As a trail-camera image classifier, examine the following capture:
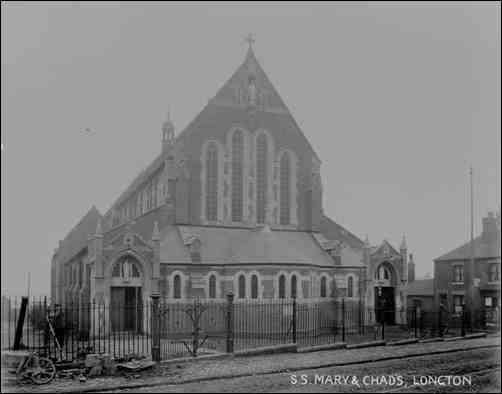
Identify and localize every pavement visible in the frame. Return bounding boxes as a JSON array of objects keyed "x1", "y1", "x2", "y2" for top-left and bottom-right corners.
[
  {"x1": 2, "y1": 334, "x2": 500, "y2": 393},
  {"x1": 119, "y1": 347, "x2": 502, "y2": 392}
]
